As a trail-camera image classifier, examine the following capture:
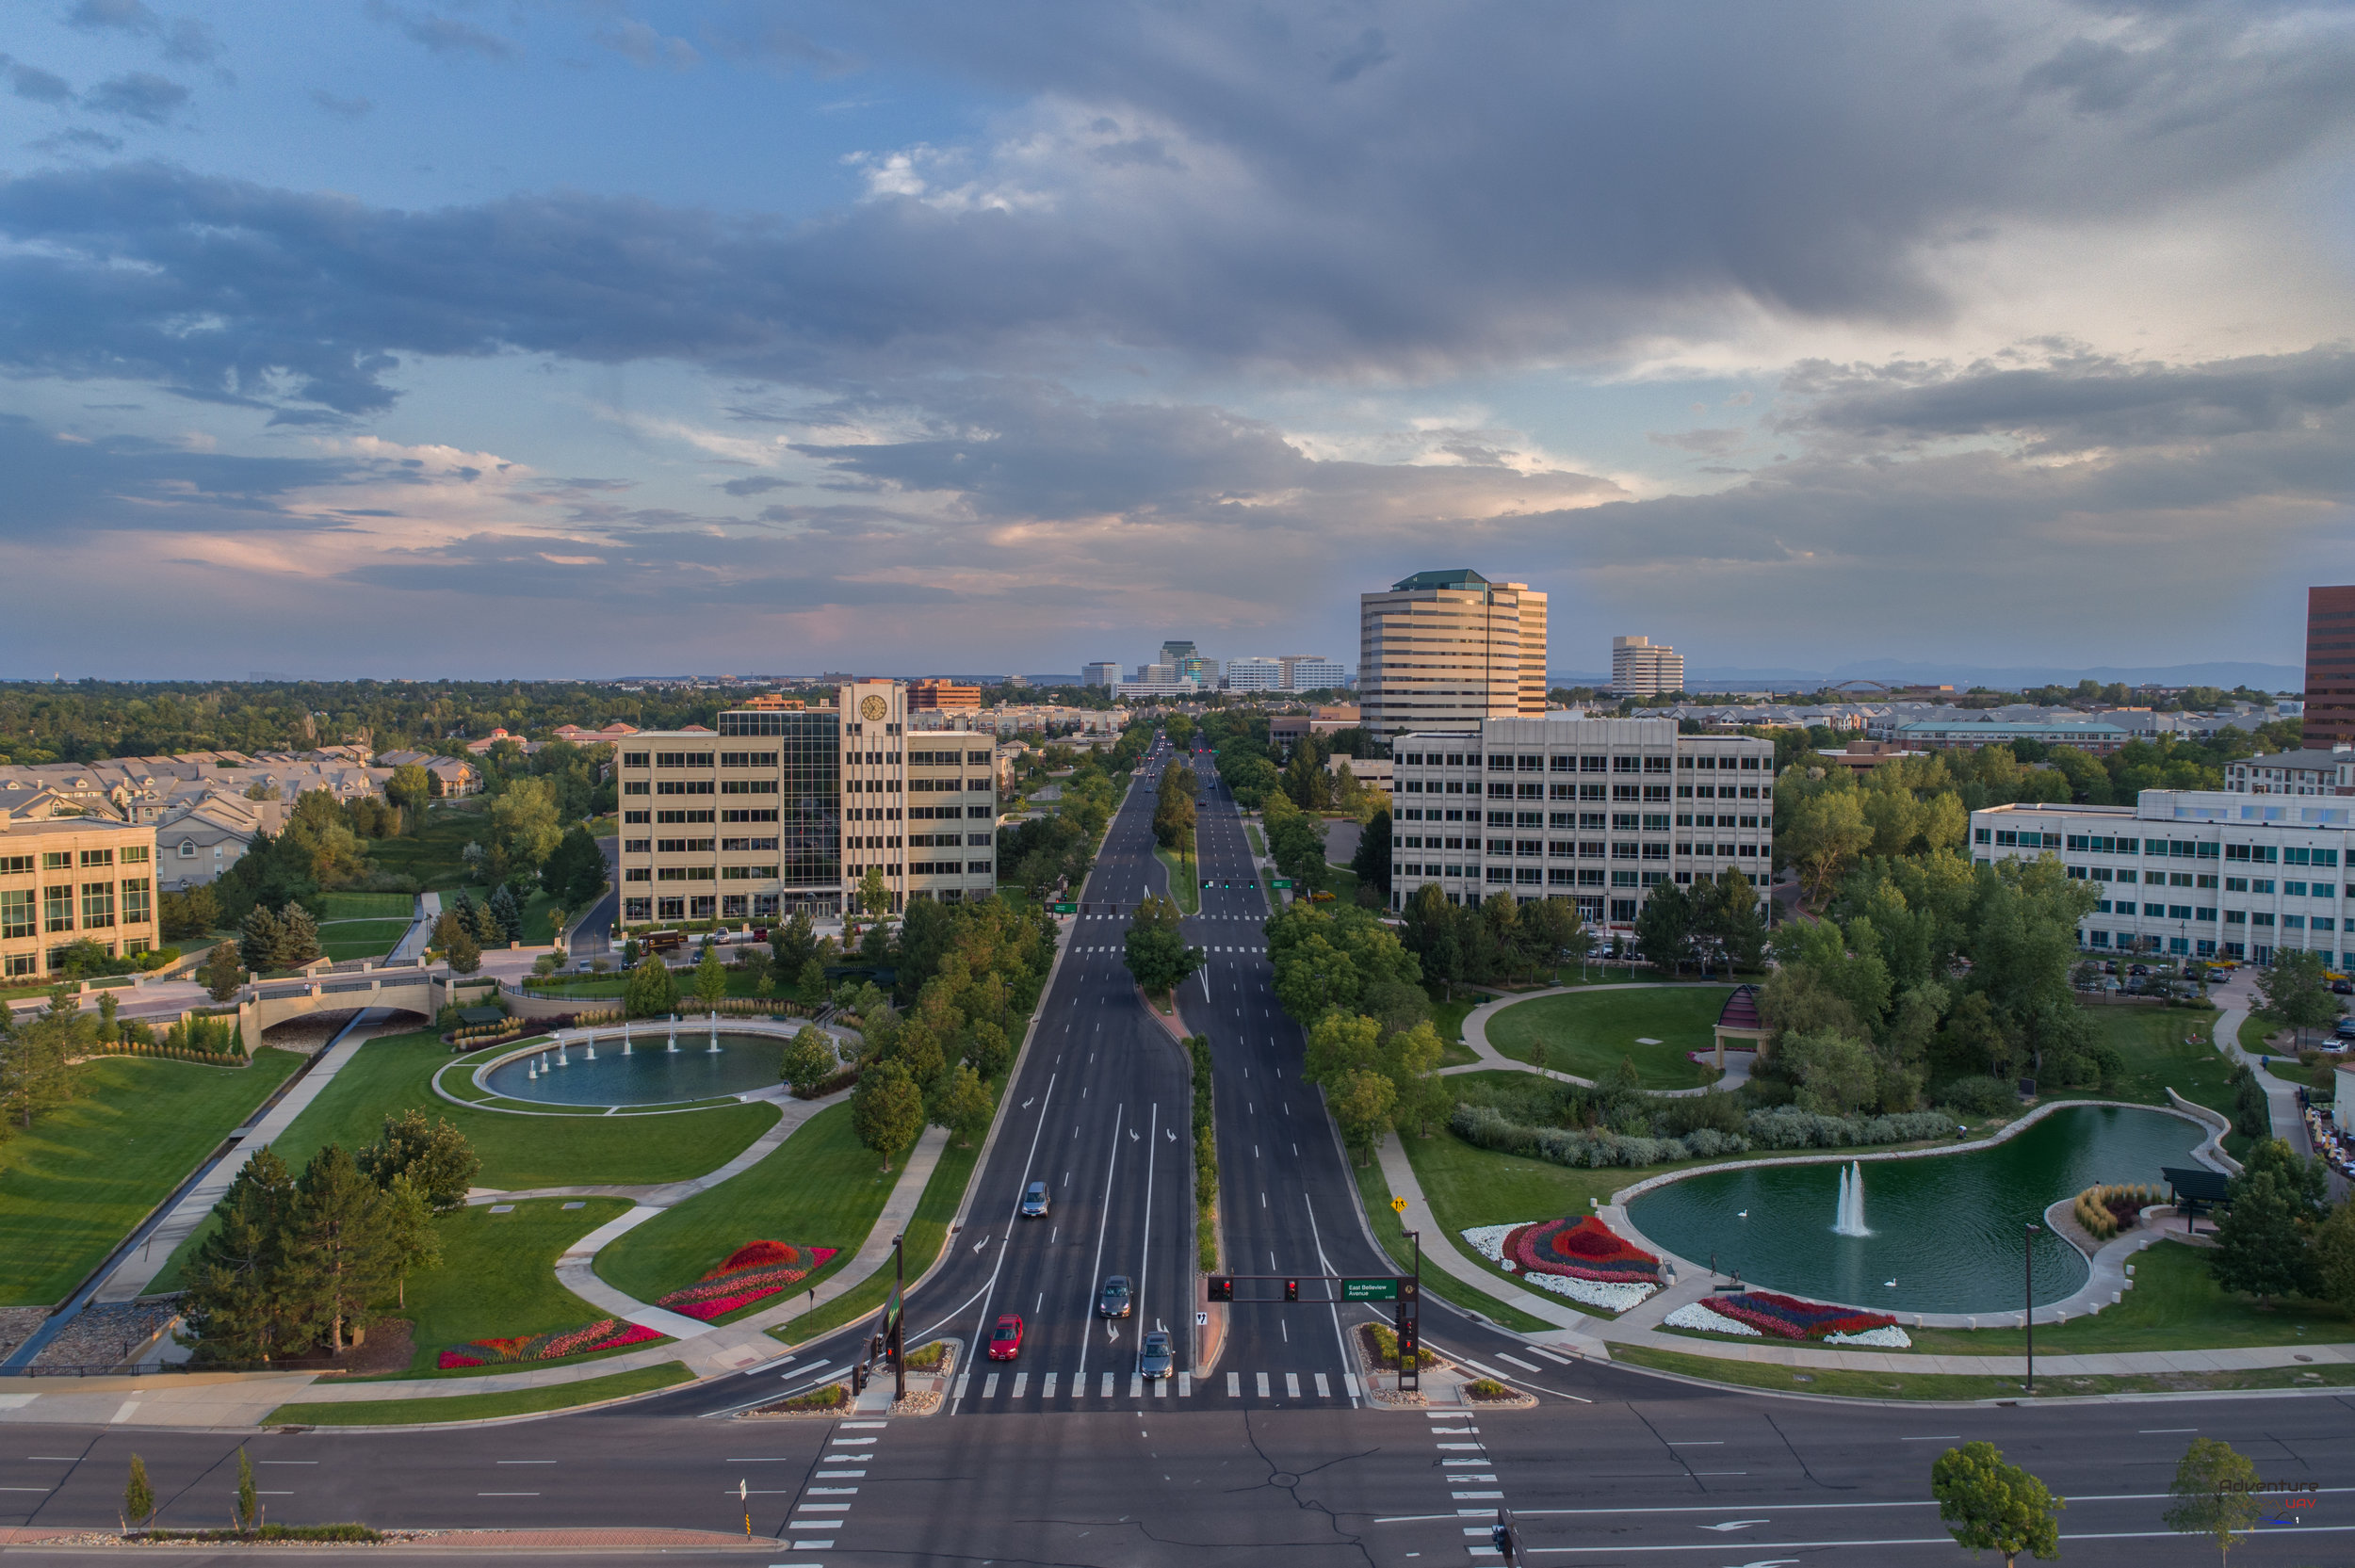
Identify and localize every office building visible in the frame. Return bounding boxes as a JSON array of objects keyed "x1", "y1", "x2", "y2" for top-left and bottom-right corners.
[
  {"x1": 1155, "y1": 640, "x2": 1218, "y2": 686},
  {"x1": 1385, "y1": 718, "x2": 1774, "y2": 929},
  {"x1": 1610, "y1": 636, "x2": 1684, "y2": 697},
  {"x1": 1081, "y1": 662, "x2": 1121, "y2": 687},
  {"x1": 909, "y1": 679, "x2": 981, "y2": 711},
  {"x1": 1359, "y1": 570, "x2": 1548, "y2": 734},
  {"x1": 2225, "y1": 752, "x2": 2352, "y2": 796},
  {"x1": 2307, "y1": 586, "x2": 2355, "y2": 750},
  {"x1": 1281, "y1": 655, "x2": 1350, "y2": 691},
  {"x1": 1974, "y1": 789, "x2": 2355, "y2": 965},
  {"x1": 615, "y1": 680, "x2": 997, "y2": 923},
  {"x1": 0, "y1": 806, "x2": 159, "y2": 980},
  {"x1": 1224, "y1": 657, "x2": 1284, "y2": 690},
  {"x1": 1888, "y1": 718, "x2": 2131, "y2": 755}
]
